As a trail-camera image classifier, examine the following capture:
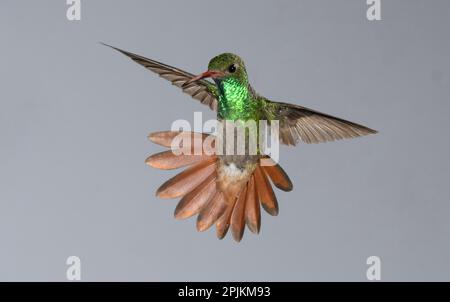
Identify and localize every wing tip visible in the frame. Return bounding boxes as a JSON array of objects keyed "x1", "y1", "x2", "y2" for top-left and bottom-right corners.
[
  {"x1": 100, "y1": 42, "x2": 138, "y2": 59},
  {"x1": 99, "y1": 42, "x2": 121, "y2": 52}
]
